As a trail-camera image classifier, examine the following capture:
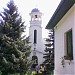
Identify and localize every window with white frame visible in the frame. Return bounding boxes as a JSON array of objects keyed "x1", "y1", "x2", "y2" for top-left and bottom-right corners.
[{"x1": 64, "y1": 29, "x2": 73, "y2": 60}]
